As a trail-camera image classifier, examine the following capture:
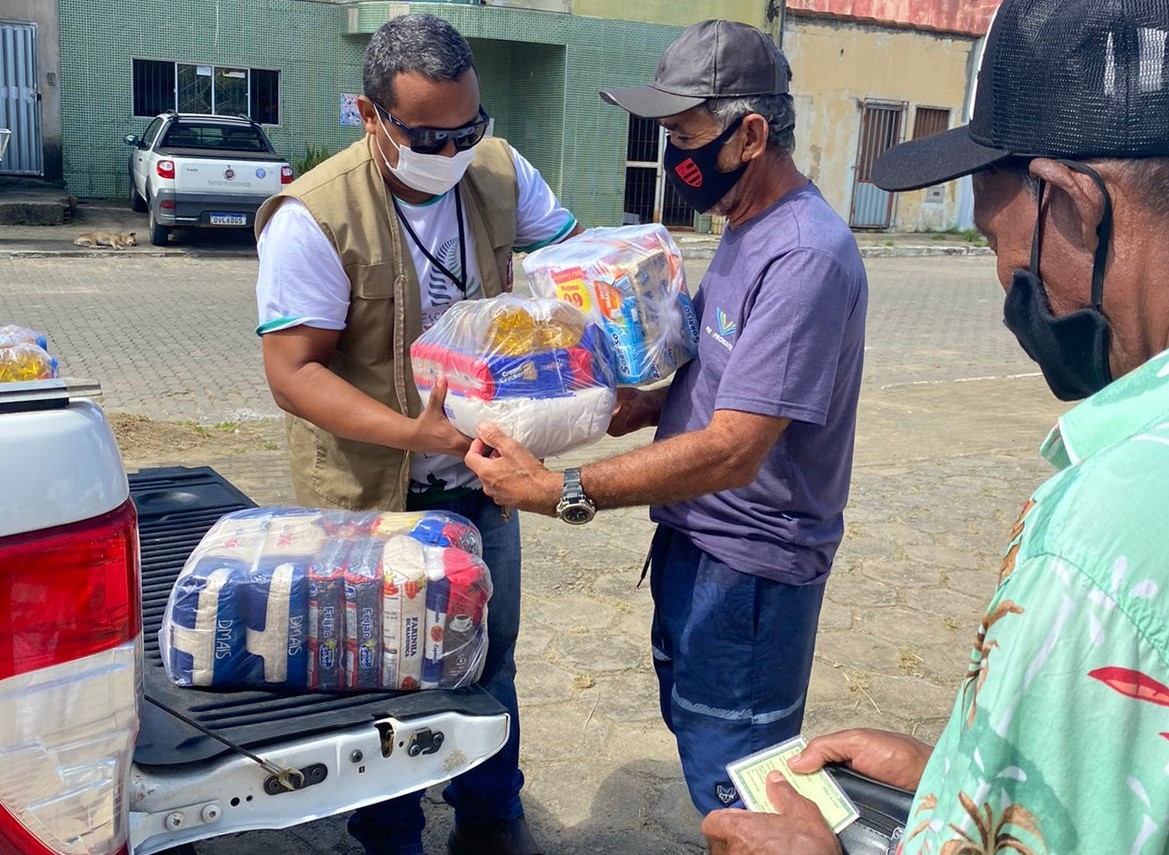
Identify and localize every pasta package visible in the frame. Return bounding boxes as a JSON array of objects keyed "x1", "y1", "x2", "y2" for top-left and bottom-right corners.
[
  {"x1": 521, "y1": 224, "x2": 699, "y2": 385},
  {"x1": 411, "y1": 294, "x2": 617, "y2": 459},
  {"x1": 160, "y1": 507, "x2": 491, "y2": 692}
]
